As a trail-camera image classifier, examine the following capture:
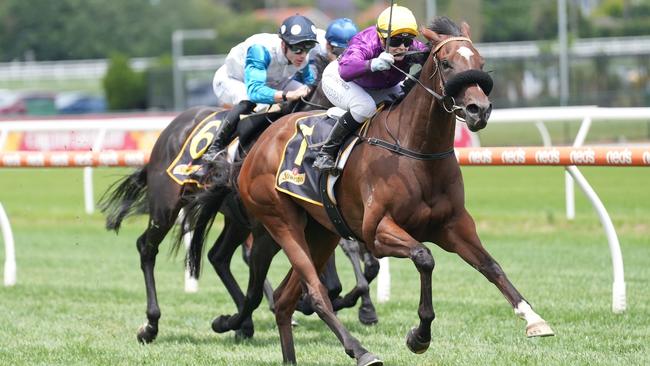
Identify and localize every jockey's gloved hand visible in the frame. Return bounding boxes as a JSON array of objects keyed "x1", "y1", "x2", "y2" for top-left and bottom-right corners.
[
  {"x1": 370, "y1": 52, "x2": 394, "y2": 72},
  {"x1": 286, "y1": 85, "x2": 312, "y2": 101}
]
